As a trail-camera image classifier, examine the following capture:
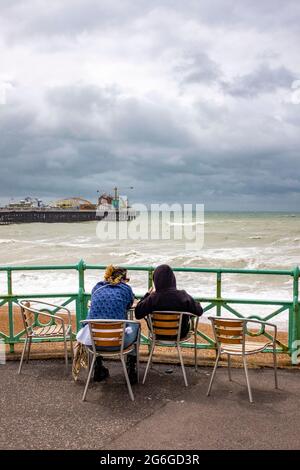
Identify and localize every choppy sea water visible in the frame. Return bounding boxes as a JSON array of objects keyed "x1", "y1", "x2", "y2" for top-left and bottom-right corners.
[{"x1": 0, "y1": 212, "x2": 299, "y2": 328}]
